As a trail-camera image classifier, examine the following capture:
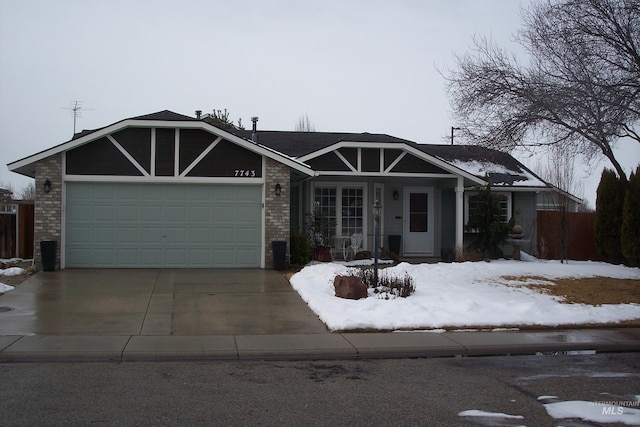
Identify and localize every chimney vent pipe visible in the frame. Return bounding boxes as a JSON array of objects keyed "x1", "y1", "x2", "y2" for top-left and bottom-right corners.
[{"x1": 251, "y1": 116, "x2": 259, "y2": 143}]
